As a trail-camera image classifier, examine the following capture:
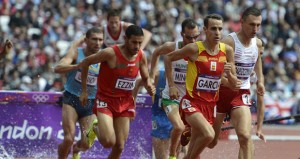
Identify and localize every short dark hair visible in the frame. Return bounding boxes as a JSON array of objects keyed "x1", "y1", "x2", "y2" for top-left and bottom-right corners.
[
  {"x1": 181, "y1": 18, "x2": 198, "y2": 32},
  {"x1": 86, "y1": 27, "x2": 103, "y2": 38},
  {"x1": 107, "y1": 9, "x2": 121, "y2": 20},
  {"x1": 204, "y1": 14, "x2": 223, "y2": 27},
  {"x1": 241, "y1": 7, "x2": 261, "y2": 20},
  {"x1": 125, "y1": 25, "x2": 144, "y2": 38}
]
